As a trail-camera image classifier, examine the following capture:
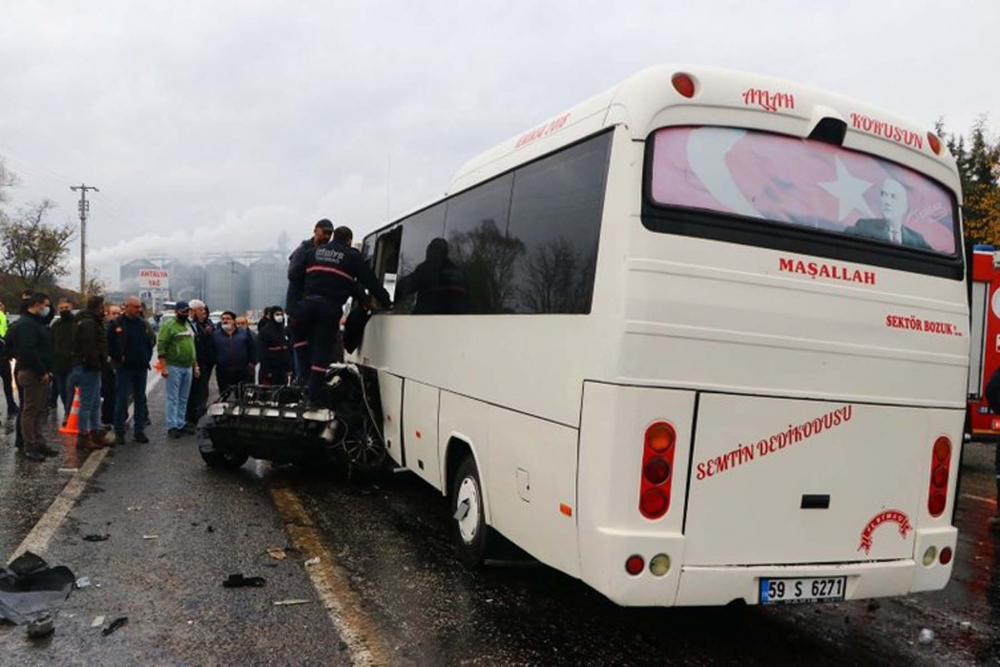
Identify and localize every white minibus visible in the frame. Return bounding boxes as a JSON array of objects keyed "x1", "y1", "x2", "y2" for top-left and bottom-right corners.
[{"x1": 356, "y1": 65, "x2": 967, "y2": 607}]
